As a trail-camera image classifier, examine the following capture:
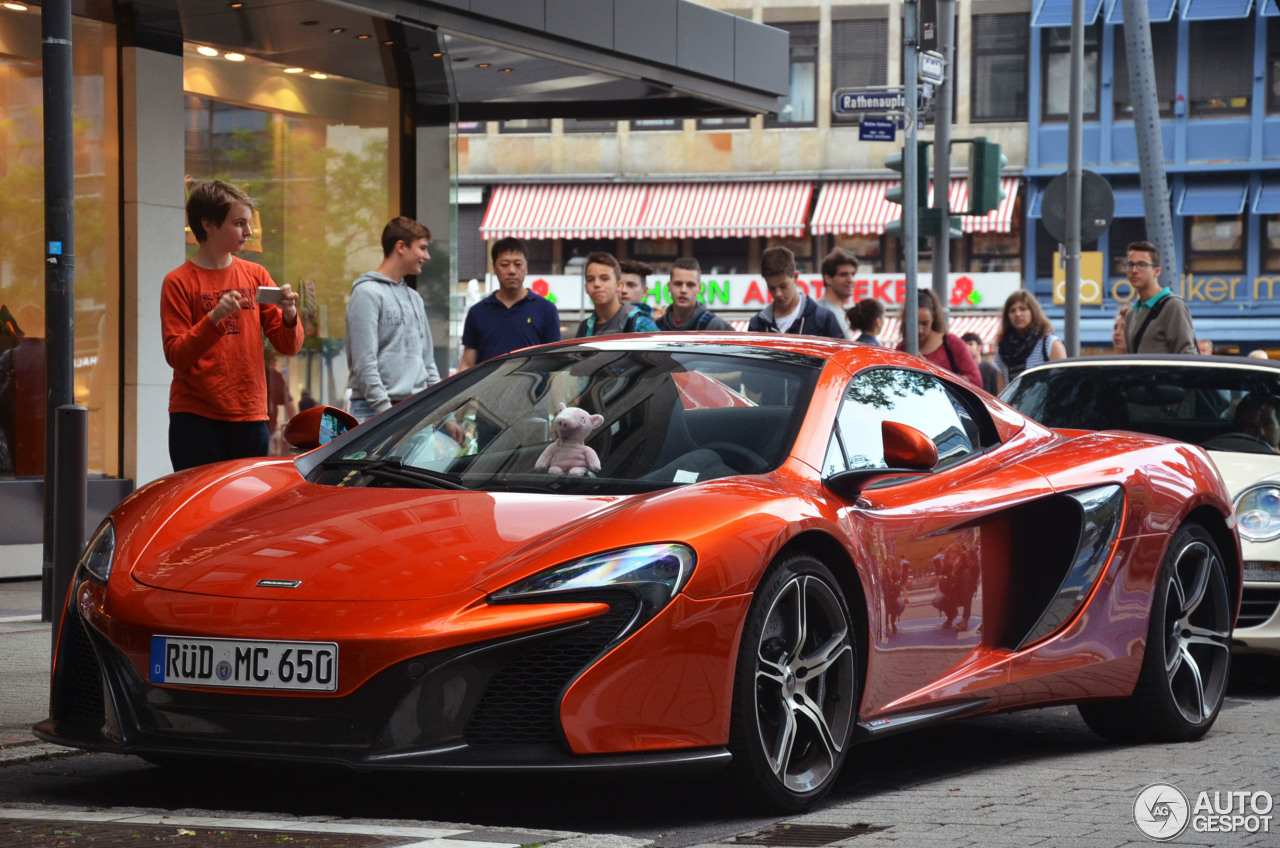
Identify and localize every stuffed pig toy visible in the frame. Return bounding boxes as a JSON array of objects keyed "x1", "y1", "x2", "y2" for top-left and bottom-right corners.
[{"x1": 535, "y1": 403, "x2": 603, "y2": 476}]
